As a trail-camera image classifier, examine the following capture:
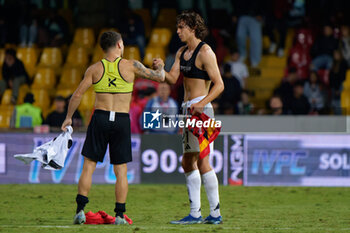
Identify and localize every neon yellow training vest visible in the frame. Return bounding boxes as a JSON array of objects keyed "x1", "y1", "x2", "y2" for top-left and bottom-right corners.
[
  {"x1": 94, "y1": 58, "x2": 134, "y2": 93},
  {"x1": 15, "y1": 103, "x2": 42, "y2": 128}
]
